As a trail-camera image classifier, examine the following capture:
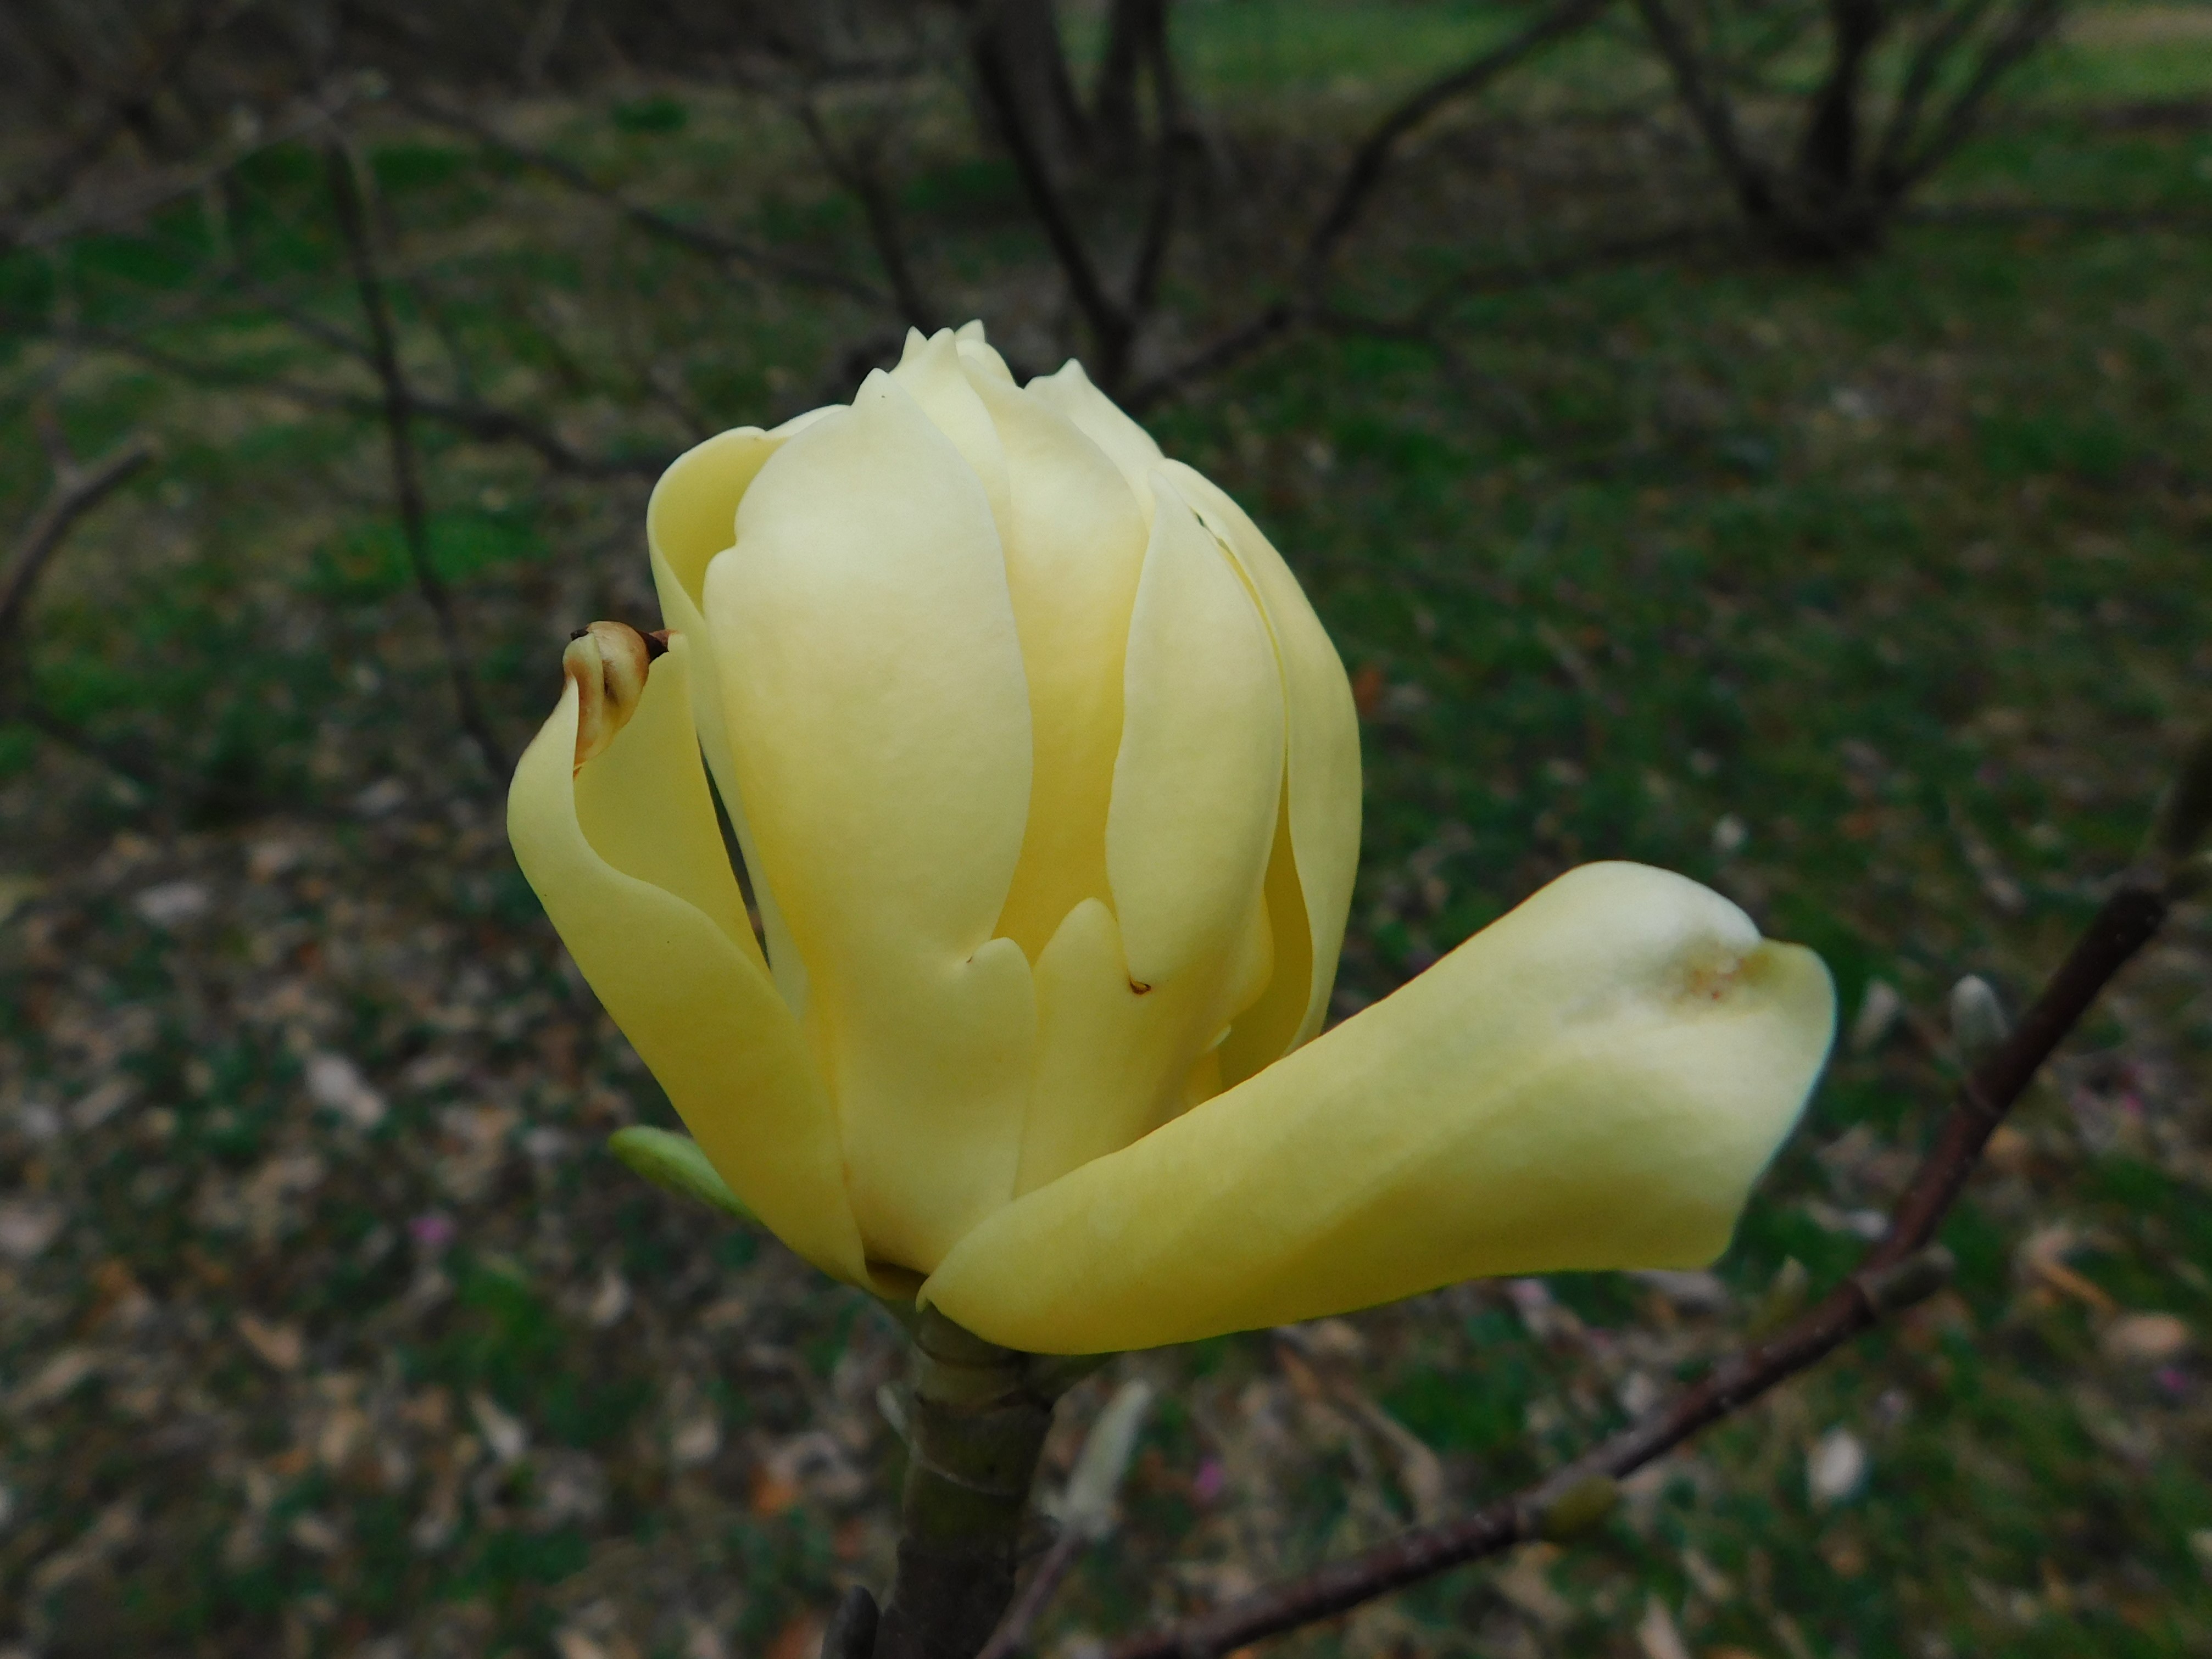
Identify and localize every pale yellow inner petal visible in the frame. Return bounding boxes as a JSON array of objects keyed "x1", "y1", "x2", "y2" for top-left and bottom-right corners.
[
  {"x1": 1026, "y1": 360, "x2": 1167, "y2": 524},
  {"x1": 705, "y1": 370, "x2": 1037, "y2": 1272},
  {"x1": 967, "y1": 369, "x2": 1148, "y2": 961},
  {"x1": 647, "y1": 423, "x2": 807, "y2": 1006},
  {"x1": 1165, "y1": 460, "x2": 1361, "y2": 1054}
]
